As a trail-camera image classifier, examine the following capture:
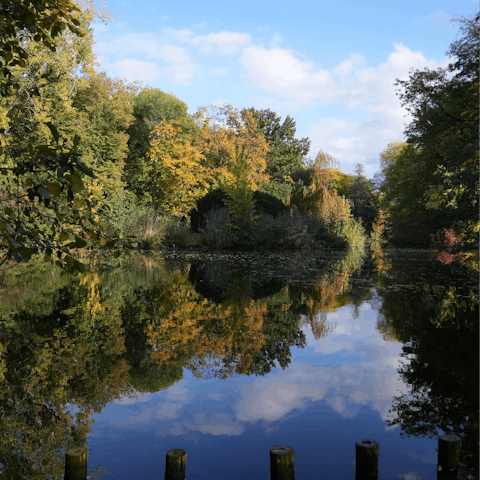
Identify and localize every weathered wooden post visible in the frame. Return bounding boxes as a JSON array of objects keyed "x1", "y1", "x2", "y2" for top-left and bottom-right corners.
[
  {"x1": 164, "y1": 448, "x2": 187, "y2": 480},
  {"x1": 270, "y1": 445, "x2": 295, "y2": 480},
  {"x1": 64, "y1": 446, "x2": 88, "y2": 480},
  {"x1": 437, "y1": 434, "x2": 462, "y2": 478},
  {"x1": 355, "y1": 439, "x2": 379, "y2": 479}
]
